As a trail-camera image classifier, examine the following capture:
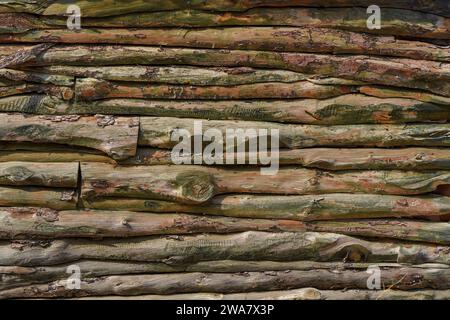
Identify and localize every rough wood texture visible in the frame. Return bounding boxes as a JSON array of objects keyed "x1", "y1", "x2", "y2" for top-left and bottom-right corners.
[
  {"x1": 0, "y1": 84, "x2": 73, "y2": 100},
  {"x1": 0, "y1": 114, "x2": 139, "y2": 160},
  {"x1": 139, "y1": 117, "x2": 450, "y2": 149},
  {"x1": 0, "y1": 162, "x2": 78, "y2": 187},
  {"x1": 72, "y1": 93, "x2": 449, "y2": 125},
  {"x1": 0, "y1": 94, "x2": 70, "y2": 114},
  {"x1": 2, "y1": 26, "x2": 449, "y2": 56},
  {"x1": 0, "y1": 231, "x2": 448, "y2": 267},
  {"x1": 83, "y1": 193, "x2": 450, "y2": 221},
  {"x1": 0, "y1": 186, "x2": 77, "y2": 210}
]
